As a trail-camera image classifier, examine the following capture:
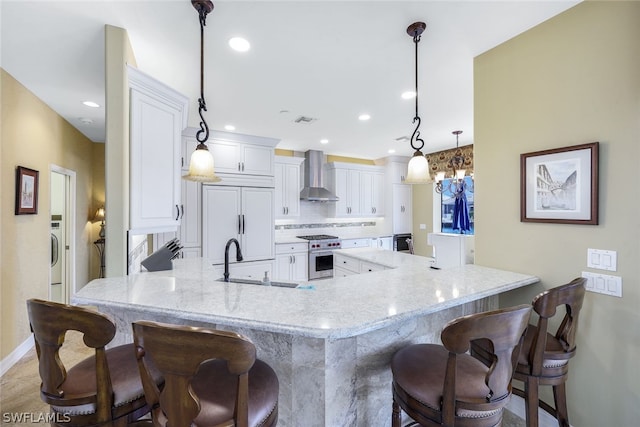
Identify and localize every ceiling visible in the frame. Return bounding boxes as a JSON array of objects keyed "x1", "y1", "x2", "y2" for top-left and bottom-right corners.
[{"x1": 1, "y1": 1, "x2": 579, "y2": 160}]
